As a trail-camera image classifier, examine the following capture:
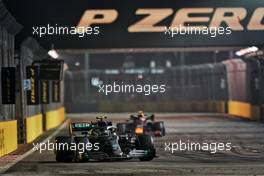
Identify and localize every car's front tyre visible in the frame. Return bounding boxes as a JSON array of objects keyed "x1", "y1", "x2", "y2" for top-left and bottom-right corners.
[
  {"x1": 136, "y1": 134, "x2": 156, "y2": 161},
  {"x1": 55, "y1": 136, "x2": 75, "y2": 162}
]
